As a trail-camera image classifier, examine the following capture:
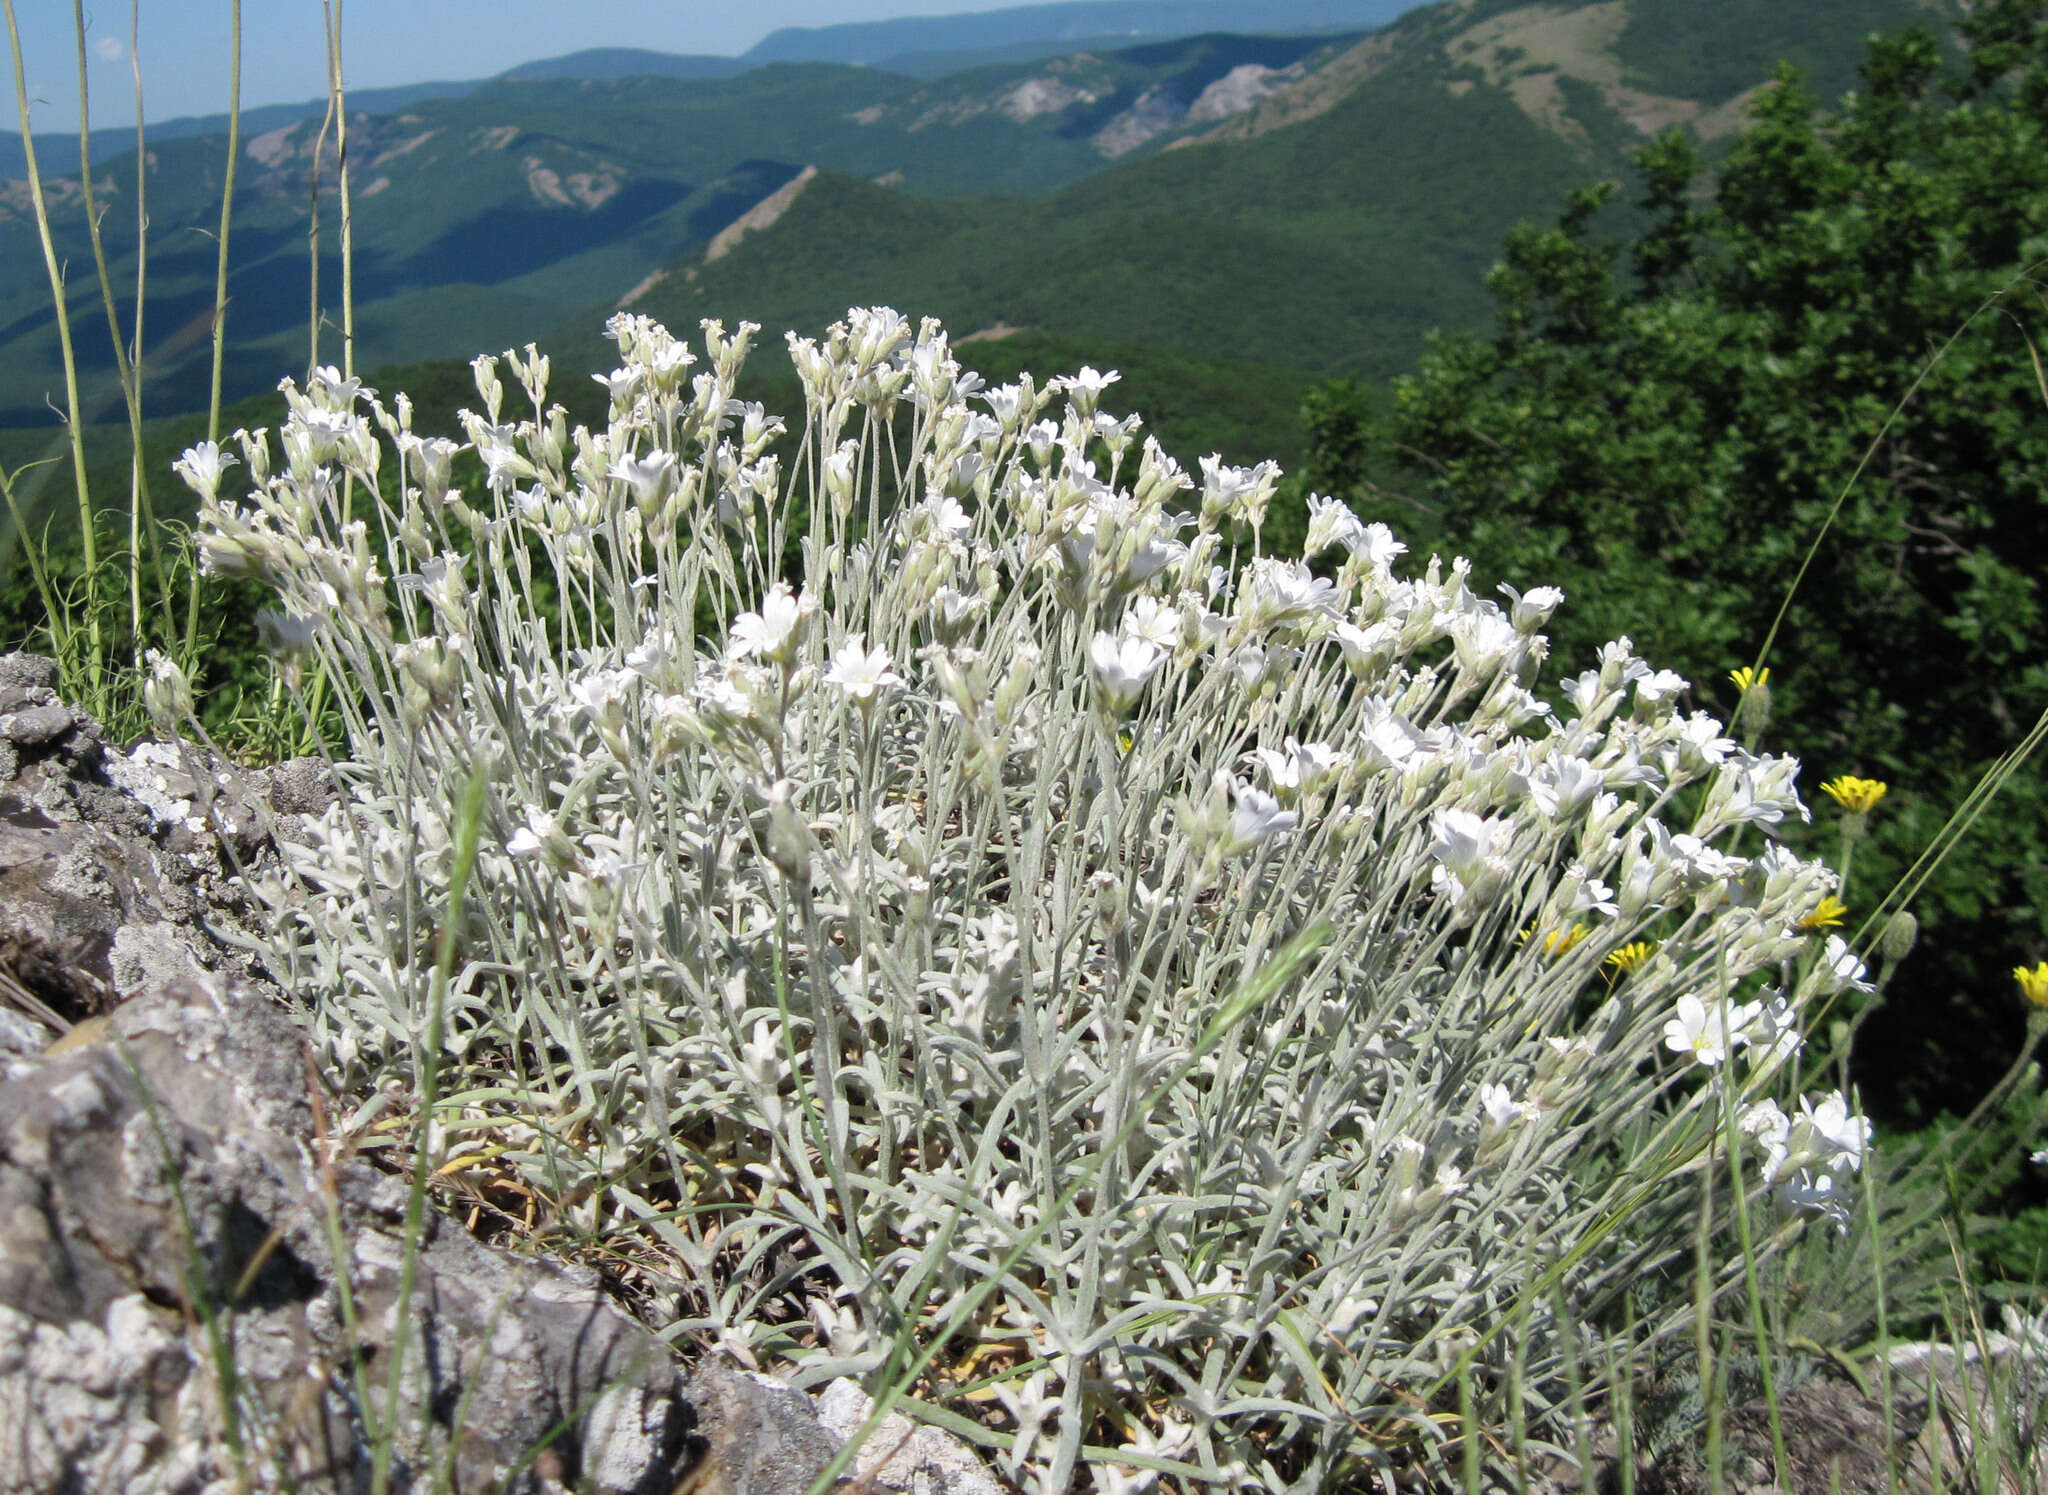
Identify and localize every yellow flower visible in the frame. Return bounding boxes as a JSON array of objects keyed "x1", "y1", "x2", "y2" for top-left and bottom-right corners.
[
  {"x1": 1605, "y1": 941, "x2": 1655, "y2": 974},
  {"x1": 1798, "y1": 895, "x2": 1849, "y2": 931},
  {"x1": 1729, "y1": 666, "x2": 1770, "y2": 692},
  {"x1": 1520, "y1": 924, "x2": 1589, "y2": 956},
  {"x1": 2016, "y1": 962, "x2": 2048, "y2": 1008},
  {"x1": 1821, "y1": 775, "x2": 1888, "y2": 815},
  {"x1": 1546, "y1": 925, "x2": 1589, "y2": 956}
]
